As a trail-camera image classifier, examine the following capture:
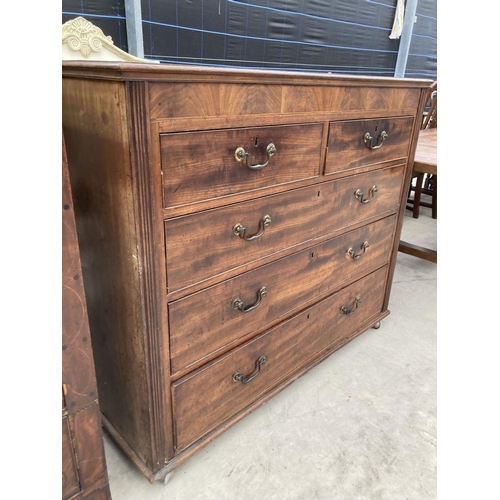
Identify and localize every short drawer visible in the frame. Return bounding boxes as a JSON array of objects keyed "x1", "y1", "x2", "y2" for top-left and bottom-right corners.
[
  {"x1": 172, "y1": 266, "x2": 387, "y2": 451},
  {"x1": 160, "y1": 123, "x2": 324, "y2": 209},
  {"x1": 325, "y1": 116, "x2": 413, "y2": 175},
  {"x1": 165, "y1": 165, "x2": 404, "y2": 293},
  {"x1": 169, "y1": 215, "x2": 396, "y2": 376}
]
